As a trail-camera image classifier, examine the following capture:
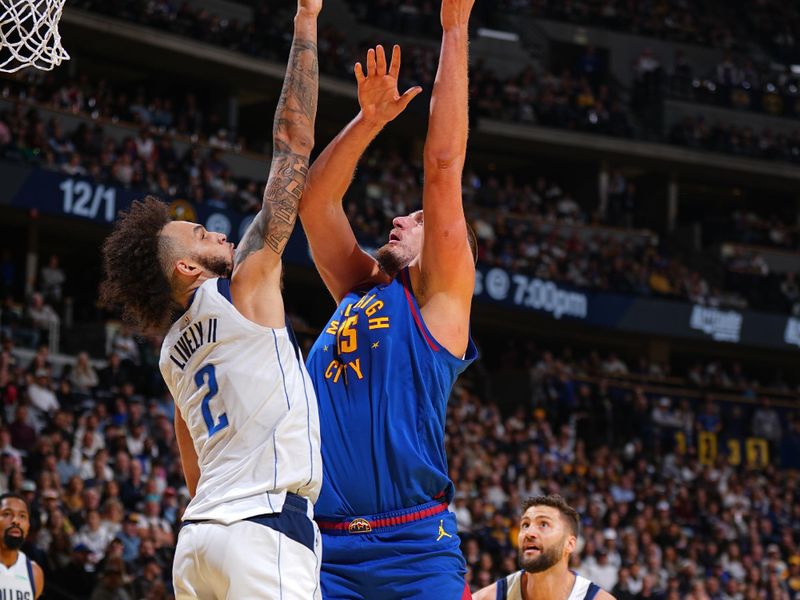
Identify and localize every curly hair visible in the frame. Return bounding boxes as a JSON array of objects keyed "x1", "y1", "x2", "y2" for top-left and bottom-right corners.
[{"x1": 99, "y1": 196, "x2": 176, "y2": 333}]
